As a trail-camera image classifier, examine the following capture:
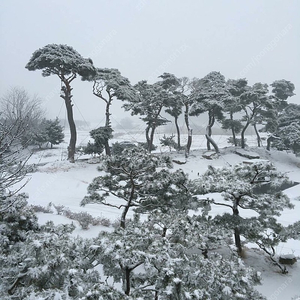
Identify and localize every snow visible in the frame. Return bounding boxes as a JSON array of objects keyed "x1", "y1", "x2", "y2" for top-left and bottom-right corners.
[{"x1": 15, "y1": 130, "x2": 300, "y2": 299}]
